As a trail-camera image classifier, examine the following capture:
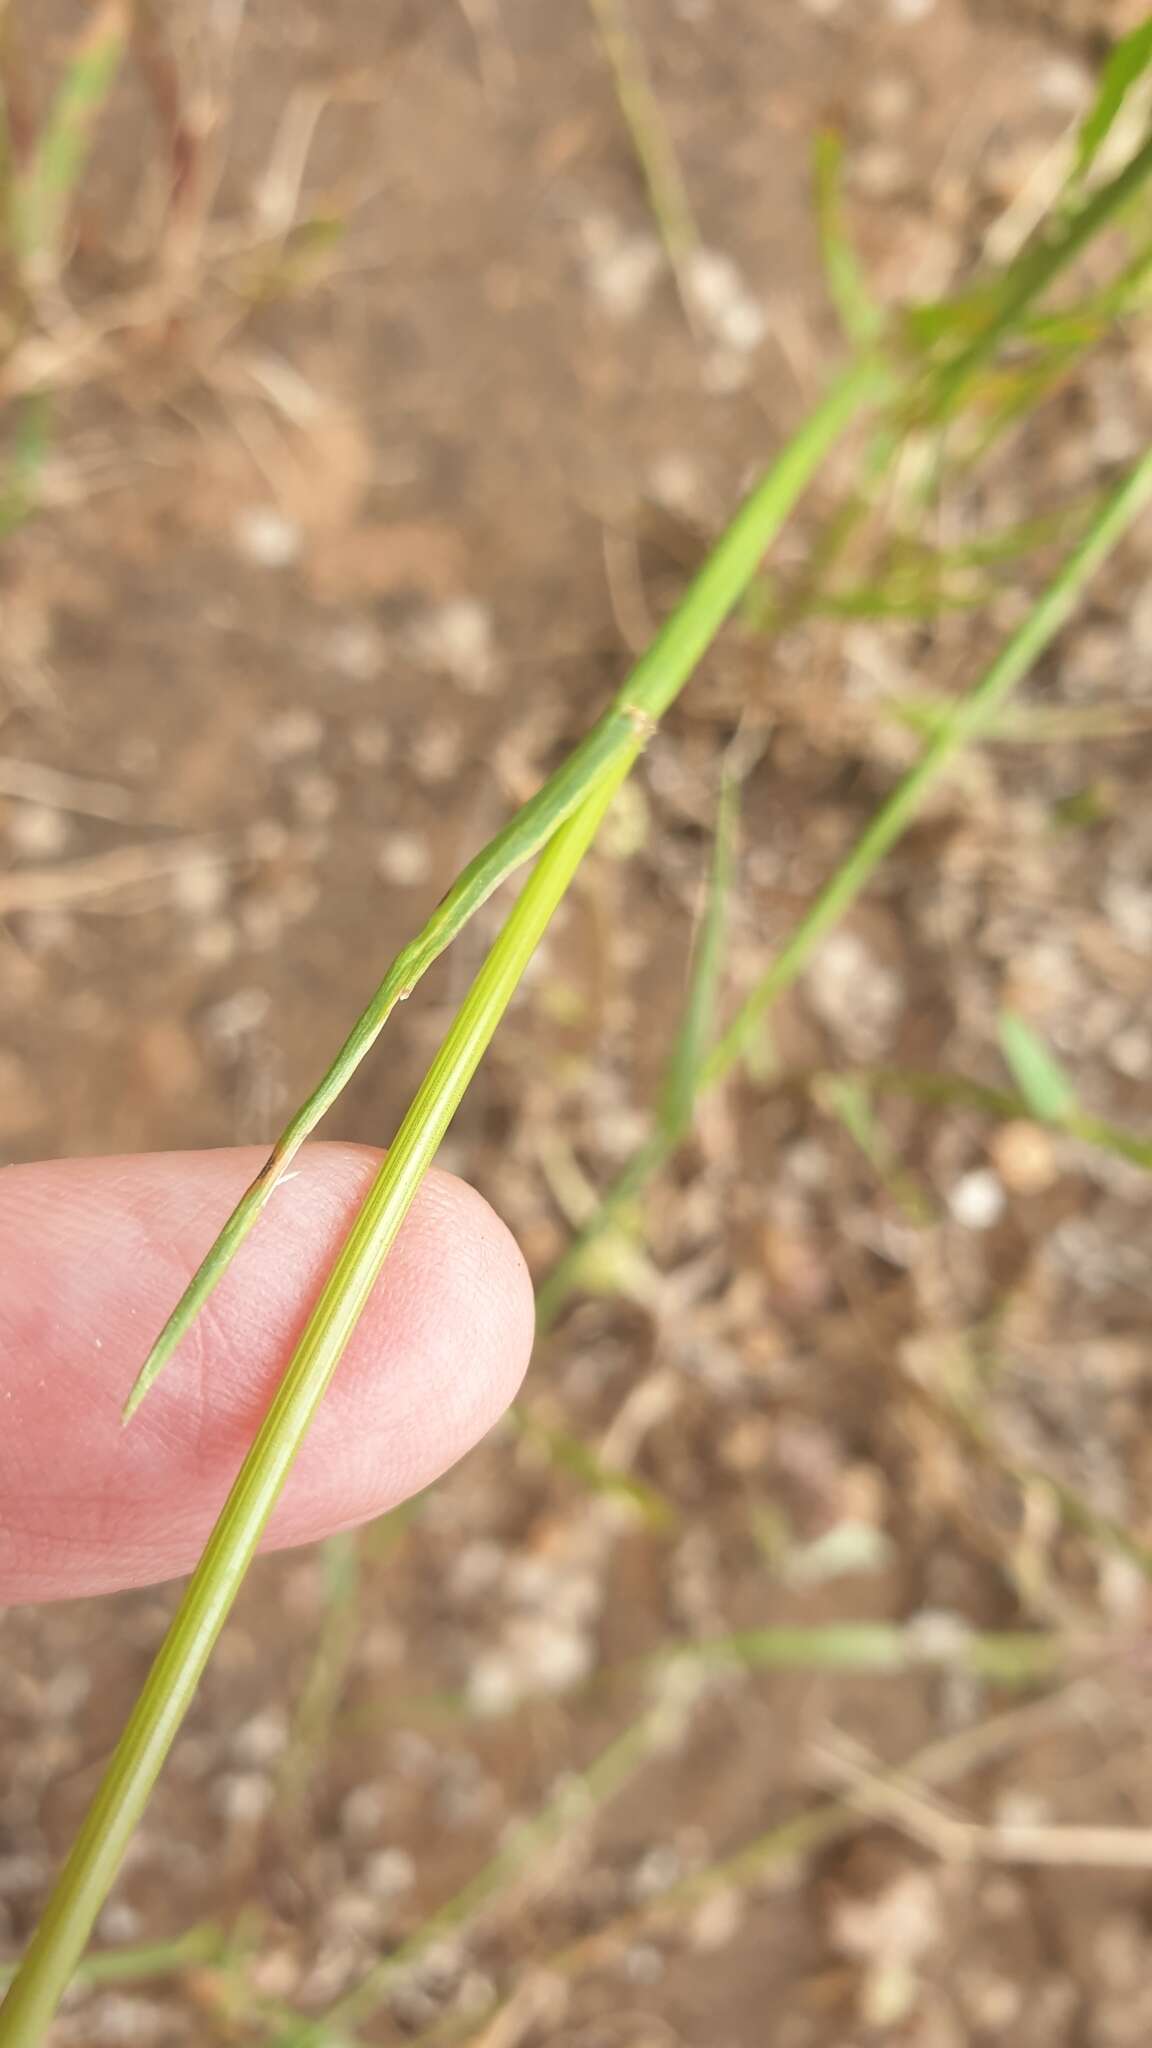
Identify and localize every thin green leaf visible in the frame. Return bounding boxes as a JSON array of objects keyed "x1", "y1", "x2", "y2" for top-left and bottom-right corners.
[
  {"x1": 536, "y1": 446, "x2": 1152, "y2": 1323},
  {"x1": 839, "y1": 1065, "x2": 1152, "y2": 1174},
  {"x1": 0, "y1": 1924, "x2": 225, "y2": 1997},
  {"x1": 1075, "y1": 14, "x2": 1152, "y2": 184},
  {"x1": 274, "y1": 1703, "x2": 669, "y2": 2048},
  {"x1": 659, "y1": 771, "x2": 739, "y2": 1134},
  {"x1": 814, "y1": 1073, "x2": 932, "y2": 1223},
  {"x1": 123, "y1": 355, "x2": 884, "y2": 1419},
  {"x1": 10, "y1": 0, "x2": 126, "y2": 291},
  {"x1": 998, "y1": 1012, "x2": 1080, "y2": 1123},
  {"x1": 274, "y1": 1528, "x2": 365, "y2": 1817},
  {"x1": 0, "y1": 770, "x2": 627, "y2": 2046},
  {"x1": 670, "y1": 1622, "x2": 1060, "y2": 1682},
  {"x1": 809, "y1": 579, "x2": 986, "y2": 621},
  {"x1": 586, "y1": 0, "x2": 698, "y2": 320},
  {"x1": 815, "y1": 129, "x2": 882, "y2": 347},
  {"x1": 509, "y1": 1408, "x2": 675, "y2": 1529},
  {"x1": 922, "y1": 128, "x2": 1152, "y2": 419},
  {"x1": 0, "y1": 392, "x2": 50, "y2": 537}
]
